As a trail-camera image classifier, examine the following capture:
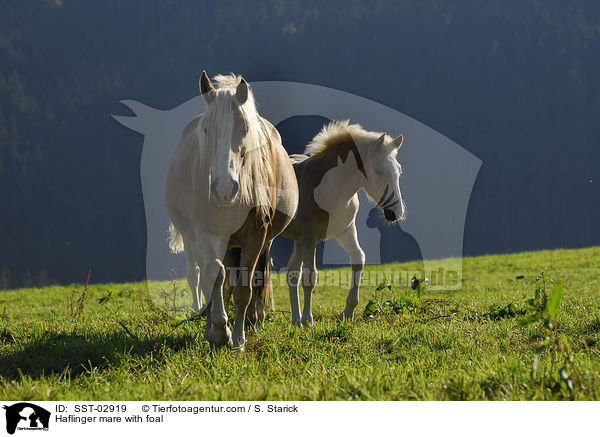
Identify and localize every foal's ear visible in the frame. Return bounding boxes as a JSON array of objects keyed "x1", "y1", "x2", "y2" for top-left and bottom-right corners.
[
  {"x1": 199, "y1": 71, "x2": 216, "y2": 103},
  {"x1": 236, "y1": 78, "x2": 249, "y2": 105},
  {"x1": 367, "y1": 134, "x2": 386, "y2": 157},
  {"x1": 376, "y1": 134, "x2": 386, "y2": 147}
]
